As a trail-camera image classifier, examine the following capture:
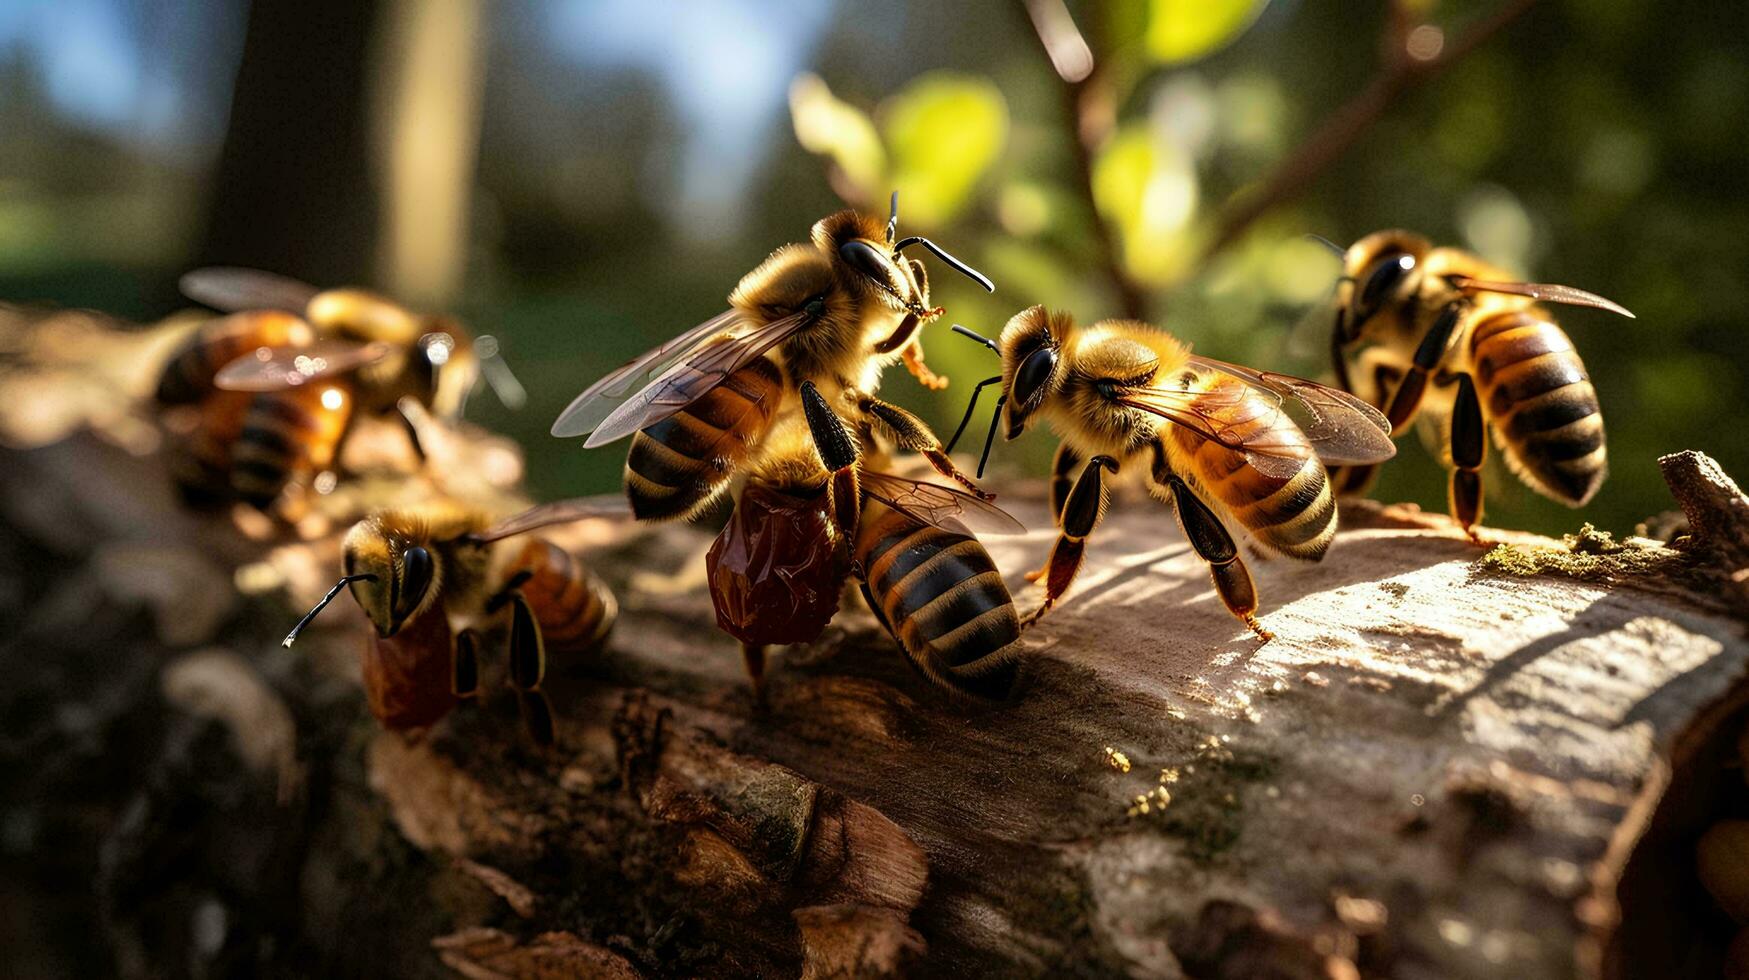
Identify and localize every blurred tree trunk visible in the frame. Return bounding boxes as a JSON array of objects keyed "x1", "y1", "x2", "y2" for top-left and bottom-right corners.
[
  {"x1": 199, "y1": 0, "x2": 486, "y2": 306},
  {"x1": 371, "y1": 0, "x2": 486, "y2": 309},
  {"x1": 200, "y1": 0, "x2": 386, "y2": 285}
]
